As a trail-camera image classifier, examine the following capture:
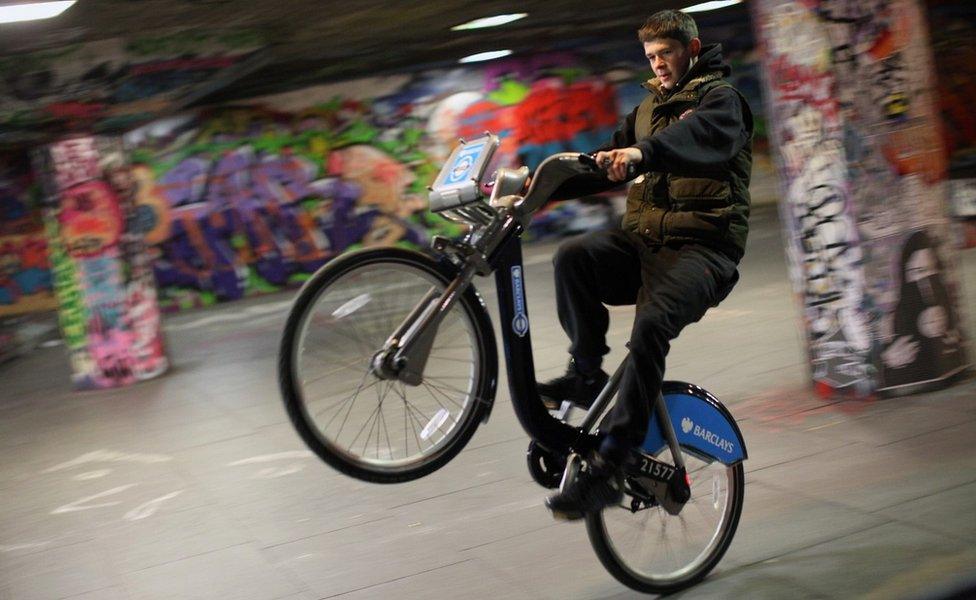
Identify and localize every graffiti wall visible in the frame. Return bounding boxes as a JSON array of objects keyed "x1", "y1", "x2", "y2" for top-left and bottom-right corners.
[
  {"x1": 2, "y1": 21, "x2": 774, "y2": 314},
  {"x1": 0, "y1": 151, "x2": 56, "y2": 316},
  {"x1": 123, "y1": 52, "x2": 676, "y2": 311},
  {"x1": 36, "y1": 137, "x2": 168, "y2": 389},
  {"x1": 754, "y1": 0, "x2": 969, "y2": 396}
]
